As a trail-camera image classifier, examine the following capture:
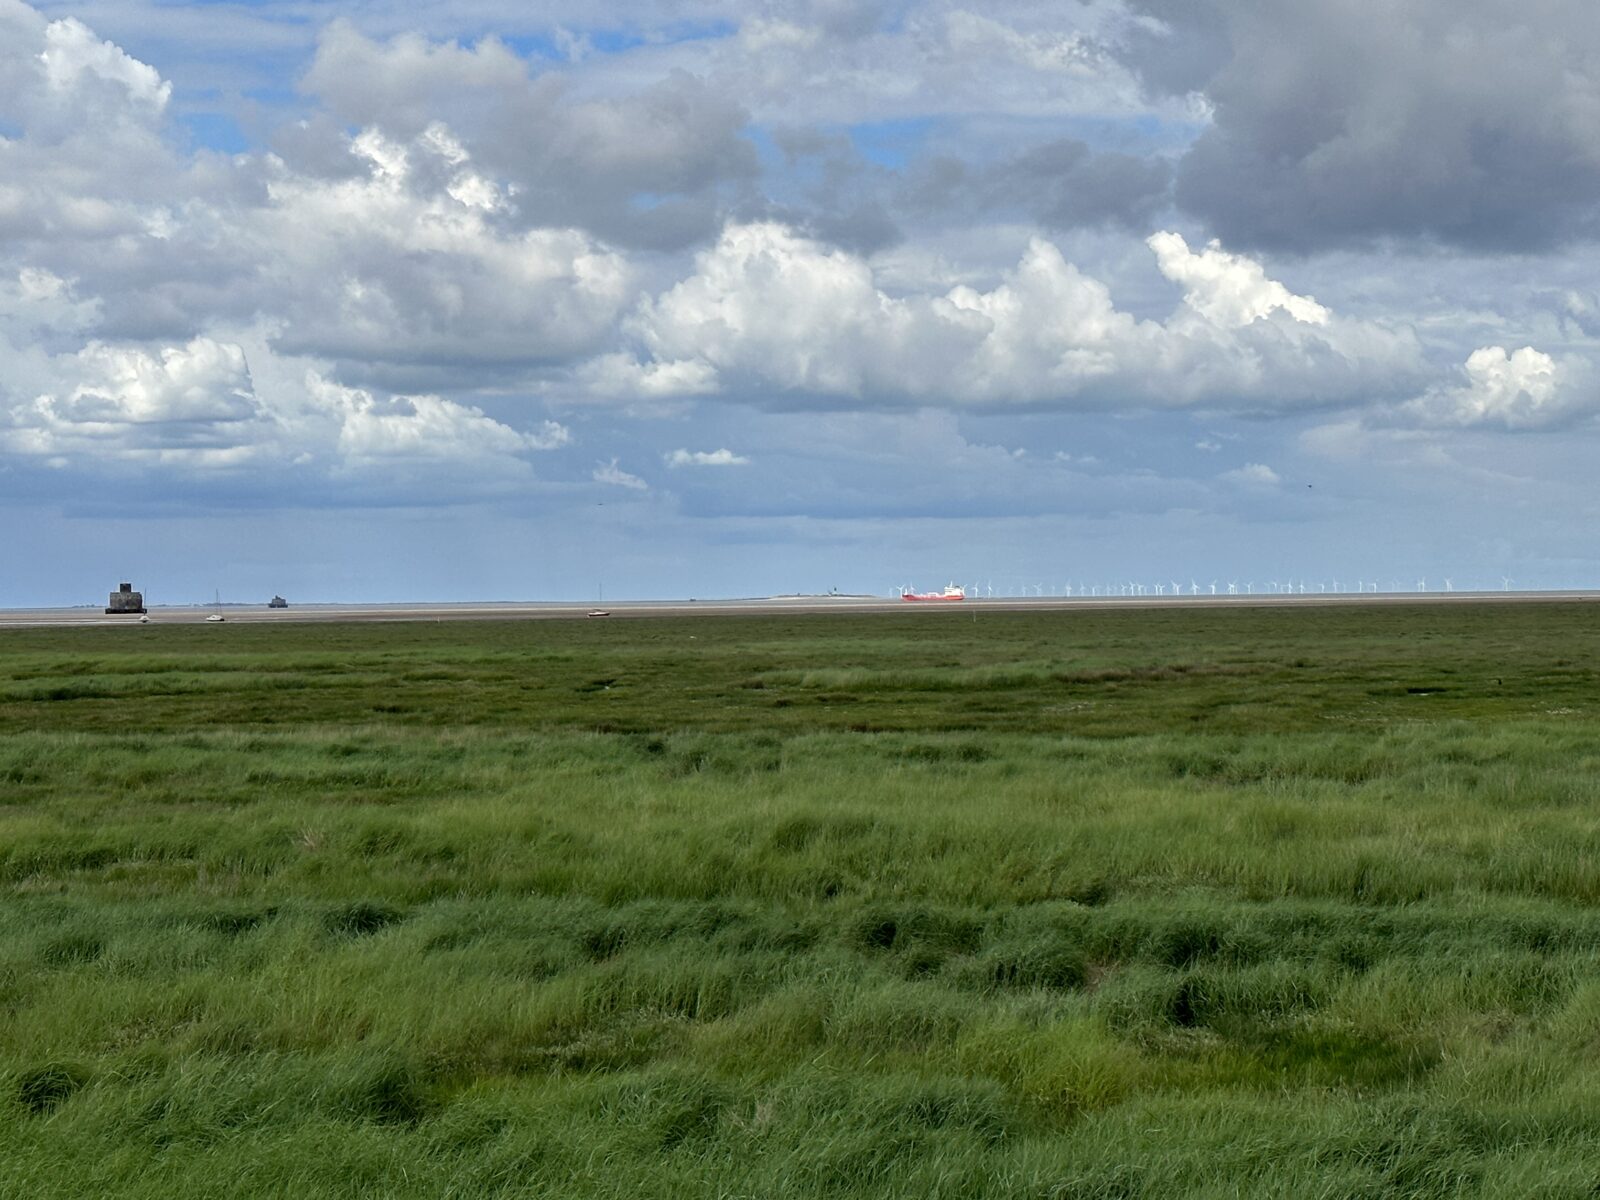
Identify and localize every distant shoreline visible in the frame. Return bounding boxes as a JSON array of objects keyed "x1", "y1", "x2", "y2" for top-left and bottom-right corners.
[{"x1": 2, "y1": 590, "x2": 1597, "y2": 628}]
